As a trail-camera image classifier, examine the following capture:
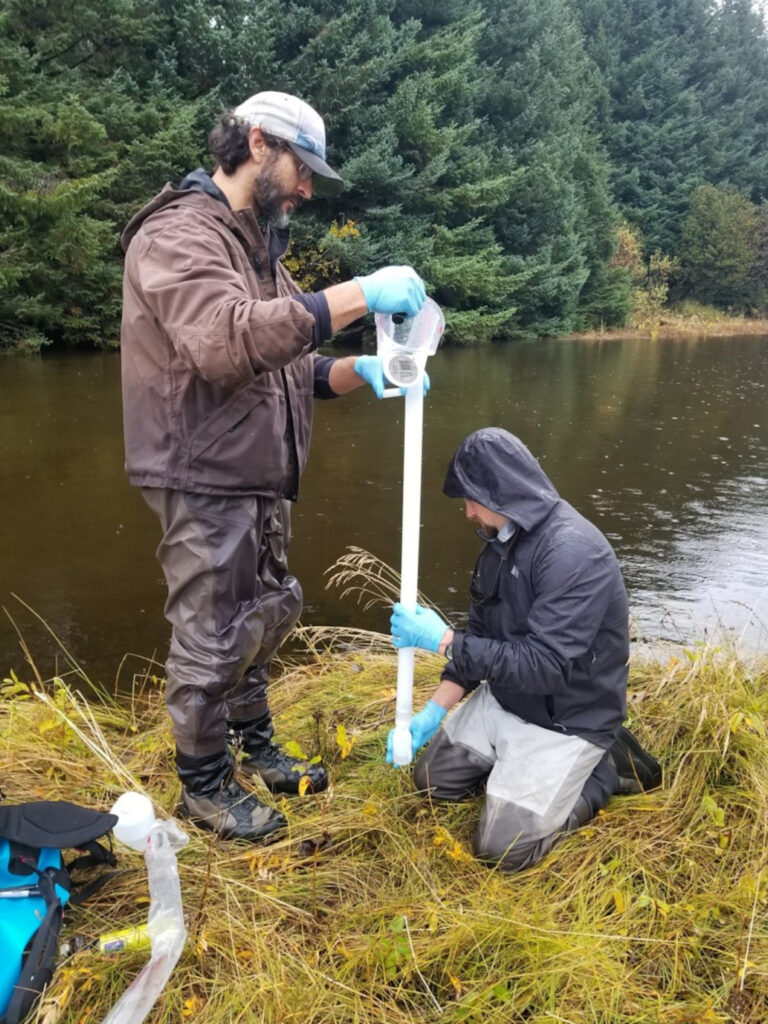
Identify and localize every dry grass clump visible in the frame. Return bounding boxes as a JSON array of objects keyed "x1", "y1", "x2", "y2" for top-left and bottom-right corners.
[{"x1": 1, "y1": 641, "x2": 766, "y2": 1024}]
